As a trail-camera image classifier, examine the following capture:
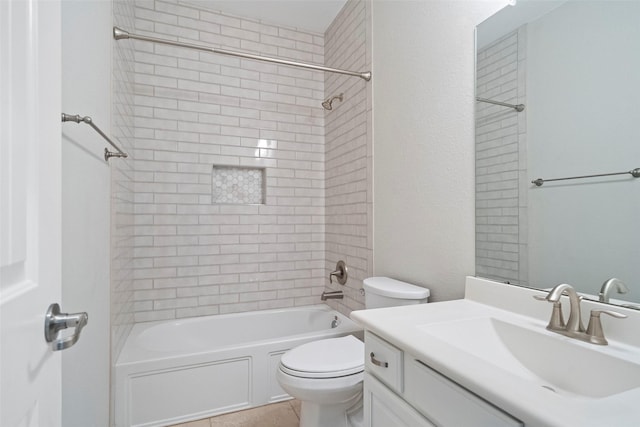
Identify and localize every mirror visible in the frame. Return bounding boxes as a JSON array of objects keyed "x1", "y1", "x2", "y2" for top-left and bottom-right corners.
[{"x1": 475, "y1": 0, "x2": 640, "y2": 307}]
